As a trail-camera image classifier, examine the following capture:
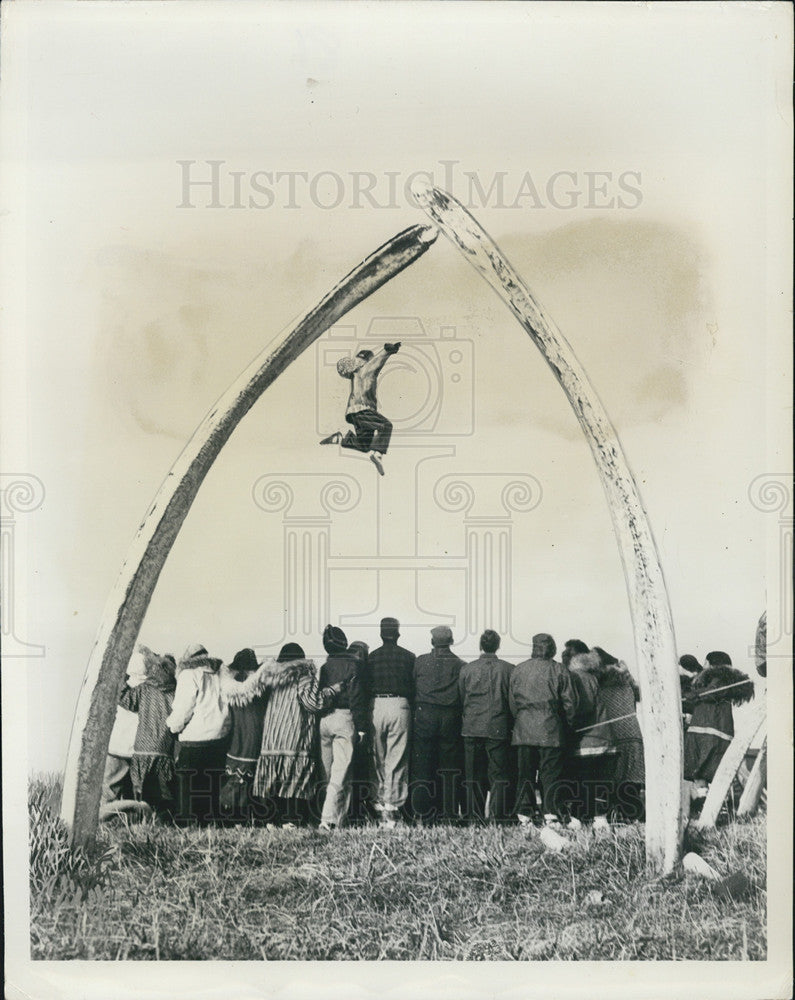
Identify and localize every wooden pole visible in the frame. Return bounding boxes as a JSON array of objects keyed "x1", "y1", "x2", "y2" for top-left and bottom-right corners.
[
  {"x1": 737, "y1": 737, "x2": 767, "y2": 817},
  {"x1": 696, "y1": 702, "x2": 766, "y2": 829},
  {"x1": 411, "y1": 181, "x2": 683, "y2": 874},
  {"x1": 60, "y1": 224, "x2": 438, "y2": 848}
]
